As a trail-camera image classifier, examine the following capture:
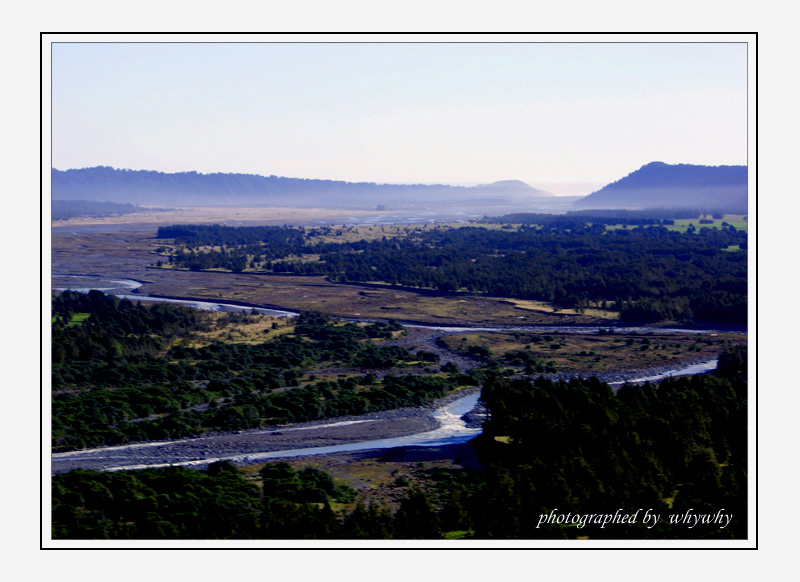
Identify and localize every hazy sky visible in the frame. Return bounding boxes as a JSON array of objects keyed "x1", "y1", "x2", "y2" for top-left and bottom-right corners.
[{"x1": 50, "y1": 40, "x2": 748, "y2": 194}]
